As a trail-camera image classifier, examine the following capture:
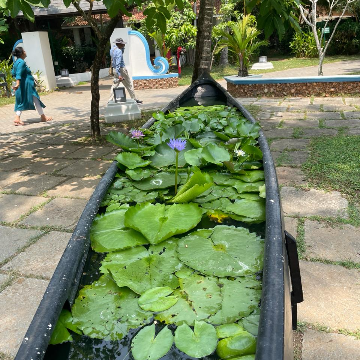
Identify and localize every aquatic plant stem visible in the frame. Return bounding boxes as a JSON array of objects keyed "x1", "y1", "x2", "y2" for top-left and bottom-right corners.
[{"x1": 175, "y1": 151, "x2": 179, "y2": 194}]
